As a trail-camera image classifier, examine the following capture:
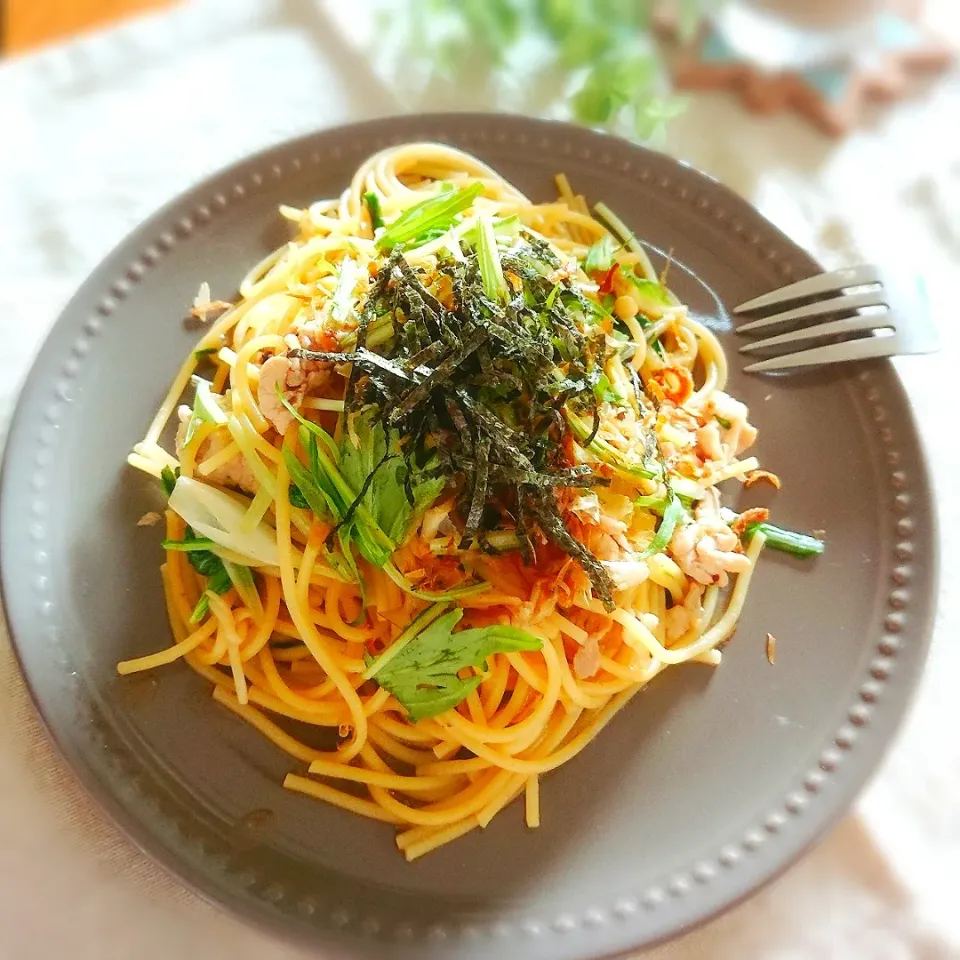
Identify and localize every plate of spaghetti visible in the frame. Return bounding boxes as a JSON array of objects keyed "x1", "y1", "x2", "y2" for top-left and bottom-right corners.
[{"x1": 0, "y1": 115, "x2": 936, "y2": 959}]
